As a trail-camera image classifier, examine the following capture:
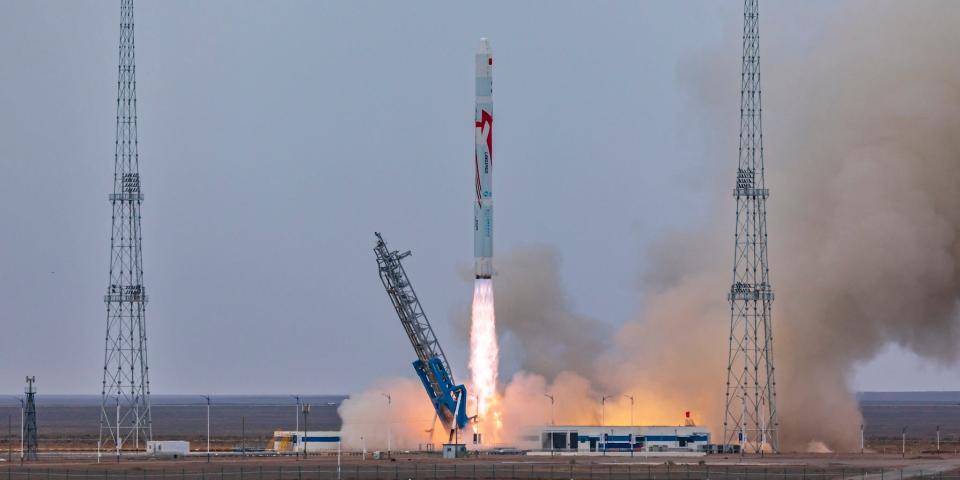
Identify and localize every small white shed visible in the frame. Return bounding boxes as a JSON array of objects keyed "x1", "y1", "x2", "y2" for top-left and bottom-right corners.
[{"x1": 147, "y1": 441, "x2": 190, "y2": 458}]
